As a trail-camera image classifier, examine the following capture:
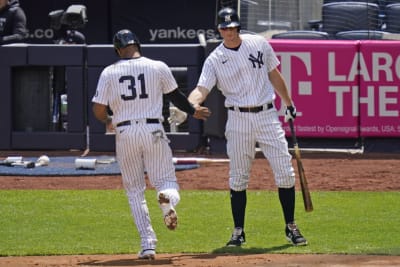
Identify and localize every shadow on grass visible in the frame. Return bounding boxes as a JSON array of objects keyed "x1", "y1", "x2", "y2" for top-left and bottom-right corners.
[
  {"x1": 78, "y1": 244, "x2": 292, "y2": 266},
  {"x1": 79, "y1": 258, "x2": 172, "y2": 266},
  {"x1": 157, "y1": 244, "x2": 293, "y2": 262},
  {"x1": 211, "y1": 243, "x2": 293, "y2": 255}
]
